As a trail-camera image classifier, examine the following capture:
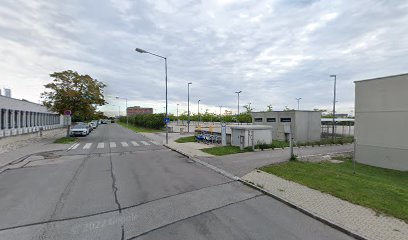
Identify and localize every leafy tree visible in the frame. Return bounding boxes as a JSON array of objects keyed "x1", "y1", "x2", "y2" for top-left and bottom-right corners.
[
  {"x1": 41, "y1": 70, "x2": 107, "y2": 122},
  {"x1": 243, "y1": 104, "x2": 254, "y2": 113},
  {"x1": 266, "y1": 104, "x2": 273, "y2": 112}
]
